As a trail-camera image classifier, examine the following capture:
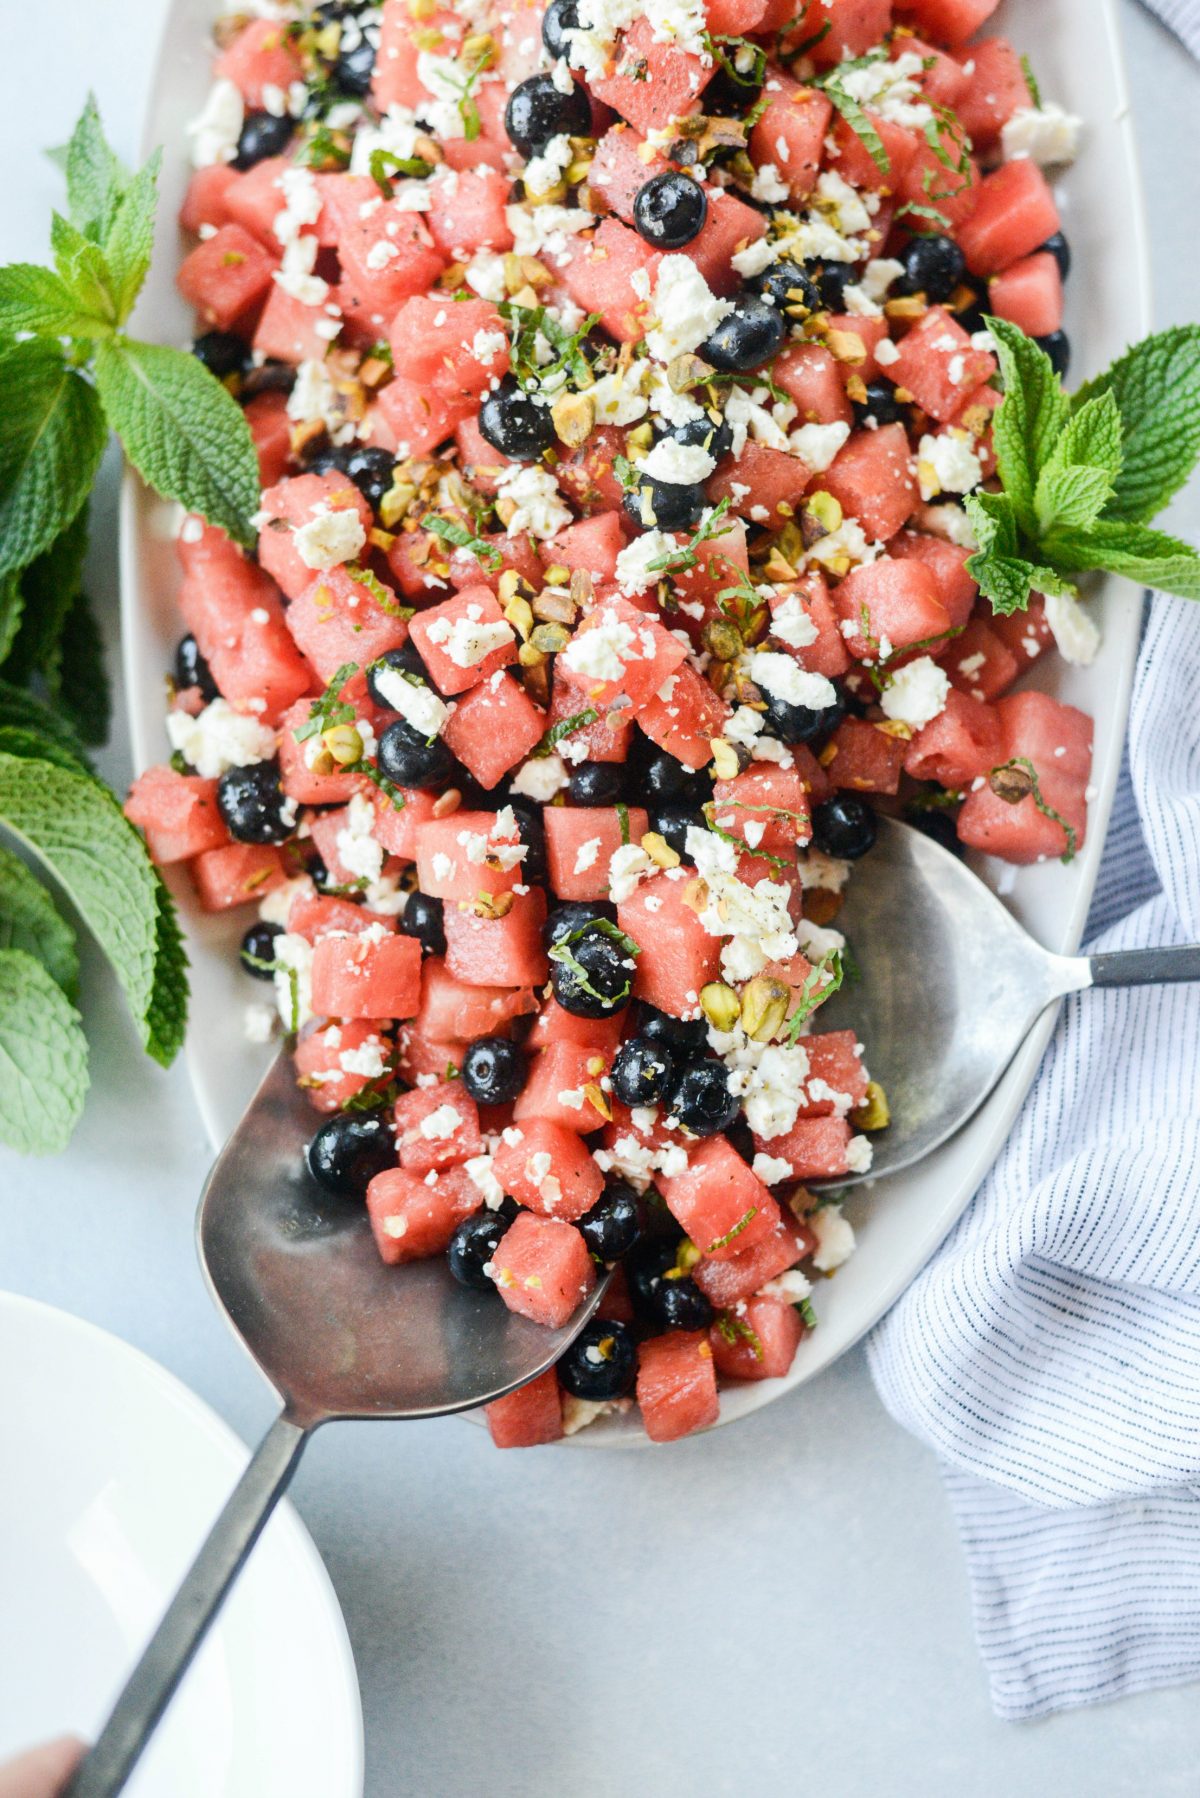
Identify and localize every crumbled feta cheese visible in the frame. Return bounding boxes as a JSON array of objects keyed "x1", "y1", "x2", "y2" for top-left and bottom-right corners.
[
  {"x1": 811, "y1": 1201, "x2": 858, "y2": 1267},
  {"x1": 510, "y1": 753, "x2": 571, "y2": 801},
  {"x1": 464, "y1": 1154, "x2": 506, "y2": 1209},
  {"x1": 607, "y1": 842, "x2": 656, "y2": 903},
  {"x1": 919, "y1": 502, "x2": 978, "y2": 549},
  {"x1": 426, "y1": 604, "x2": 515, "y2": 667},
  {"x1": 504, "y1": 201, "x2": 592, "y2": 266},
  {"x1": 880, "y1": 655, "x2": 950, "y2": 730},
  {"x1": 187, "y1": 78, "x2": 244, "y2": 168},
  {"x1": 494, "y1": 462, "x2": 572, "y2": 539},
  {"x1": 335, "y1": 791, "x2": 384, "y2": 884},
  {"x1": 917, "y1": 431, "x2": 984, "y2": 502},
  {"x1": 561, "y1": 1395, "x2": 627, "y2": 1435},
  {"x1": 573, "y1": 836, "x2": 602, "y2": 875},
  {"x1": 293, "y1": 501, "x2": 367, "y2": 571},
  {"x1": 790, "y1": 420, "x2": 851, "y2": 474},
  {"x1": 769, "y1": 593, "x2": 820, "y2": 651},
  {"x1": 418, "y1": 1103, "x2": 464, "y2": 1141},
  {"x1": 749, "y1": 162, "x2": 790, "y2": 204},
  {"x1": 272, "y1": 931, "x2": 314, "y2": 1032},
  {"x1": 731, "y1": 235, "x2": 778, "y2": 279},
  {"x1": 1001, "y1": 103, "x2": 1082, "y2": 167},
  {"x1": 614, "y1": 530, "x2": 675, "y2": 595},
  {"x1": 875, "y1": 337, "x2": 901, "y2": 369},
  {"x1": 340, "y1": 1037, "x2": 390, "y2": 1079},
  {"x1": 561, "y1": 611, "x2": 638, "y2": 683},
  {"x1": 748, "y1": 652, "x2": 836, "y2": 713},
  {"x1": 645, "y1": 256, "x2": 733, "y2": 364},
  {"x1": 243, "y1": 1001, "x2": 277, "y2": 1044},
  {"x1": 634, "y1": 437, "x2": 717, "y2": 485},
  {"x1": 752, "y1": 1153, "x2": 794, "y2": 1187},
  {"x1": 370, "y1": 662, "x2": 449, "y2": 737},
  {"x1": 287, "y1": 359, "x2": 358, "y2": 445},
  {"x1": 760, "y1": 1267, "x2": 814, "y2": 1304},
  {"x1": 524, "y1": 132, "x2": 574, "y2": 195},
  {"x1": 166, "y1": 699, "x2": 276, "y2": 780},
  {"x1": 1044, "y1": 589, "x2": 1101, "y2": 666}
]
